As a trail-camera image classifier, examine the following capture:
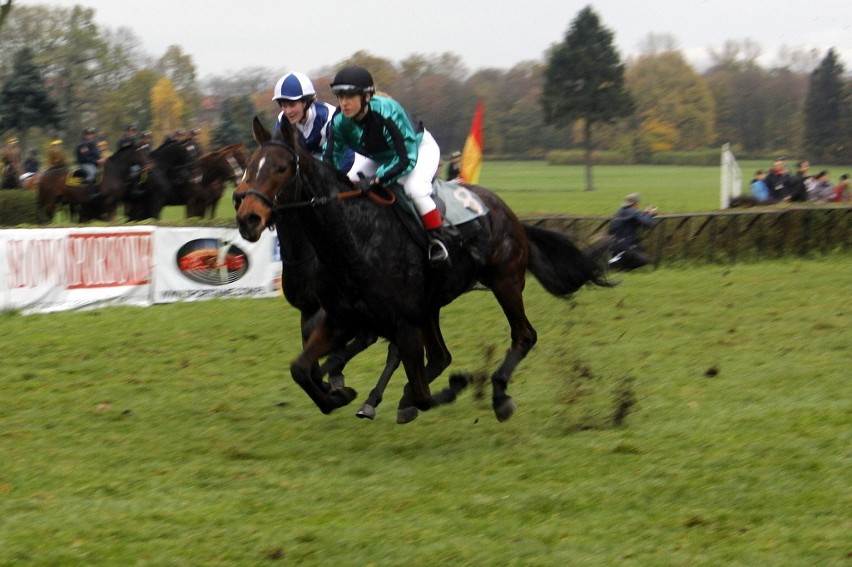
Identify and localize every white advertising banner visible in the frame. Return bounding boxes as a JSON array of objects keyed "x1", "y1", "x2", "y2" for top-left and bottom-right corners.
[
  {"x1": 0, "y1": 226, "x2": 156, "y2": 314},
  {"x1": 152, "y1": 227, "x2": 281, "y2": 304}
]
